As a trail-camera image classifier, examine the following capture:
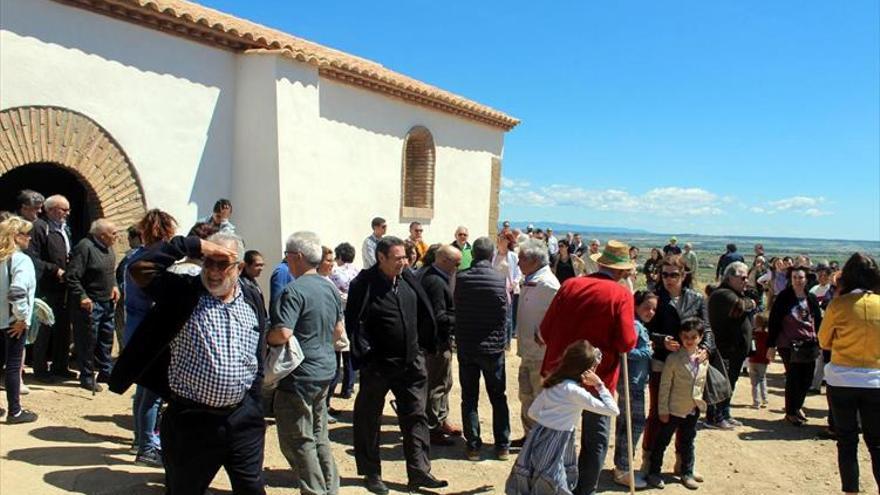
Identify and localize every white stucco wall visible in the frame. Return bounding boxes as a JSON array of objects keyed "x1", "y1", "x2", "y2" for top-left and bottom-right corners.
[
  {"x1": 1, "y1": 0, "x2": 510, "y2": 269},
  {"x1": 0, "y1": 0, "x2": 237, "y2": 229},
  {"x1": 274, "y1": 58, "x2": 506, "y2": 263}
]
